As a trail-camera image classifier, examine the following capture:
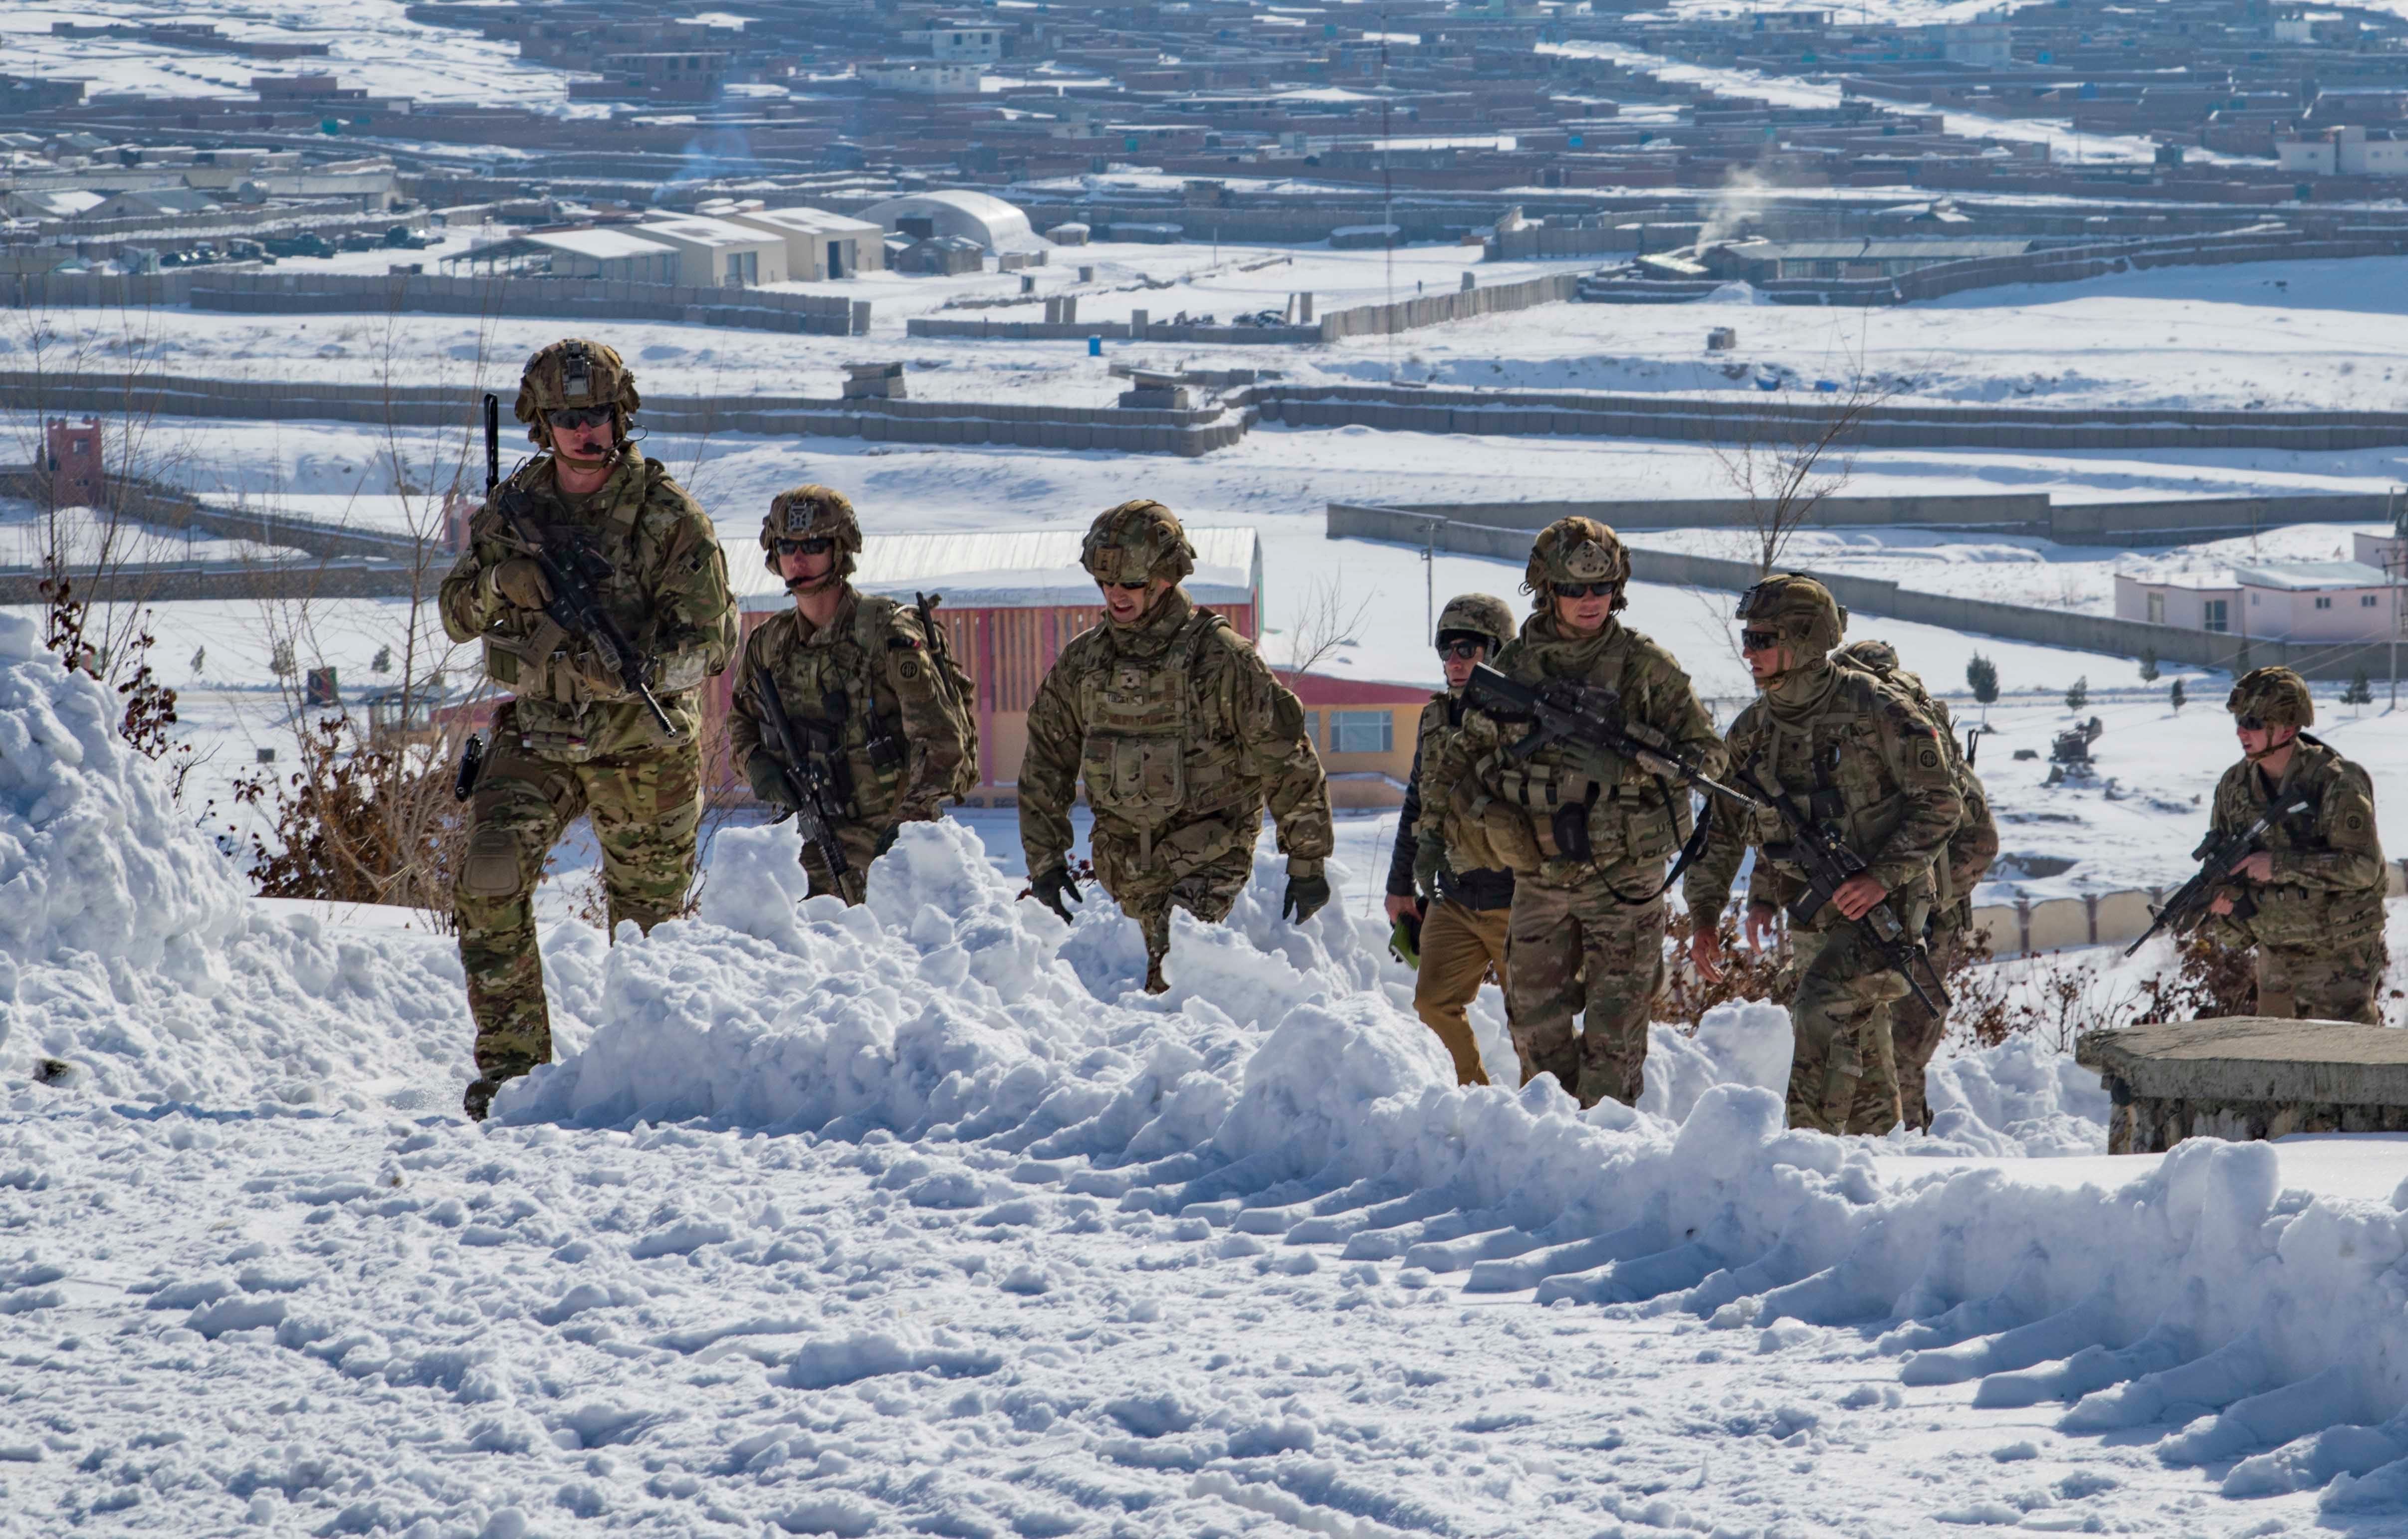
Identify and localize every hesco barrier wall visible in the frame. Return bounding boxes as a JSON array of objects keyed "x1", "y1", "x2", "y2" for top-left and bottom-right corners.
[
  {"x1": 1973, "y1": 864, "x2": 2408, "y2": 958},
  {"x1": 908, "y1": 272, "x2": 1581, "y2": 346},
  {"x1": 1258, "y1": 383, "x2": 2408, "y2": 452},
  {"x1": 1, "y1": 269, "x2": 871, "y2": 338},
  {"x1": 1332, "y1": 491, "x2": 2400, "y2": 546},
  {"x1": 1328, "y1": 500, "x2": 2408, "y2": 682},
  {"x1": 1582, "y1": 228, "x2": 2408, "y2": 307},
  {"x1": 0, "y1": 559, "x2": 432, "y2": 604},
  {"x1": 0, "y1": 373, "x2": 1249, "y2": 457}
]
